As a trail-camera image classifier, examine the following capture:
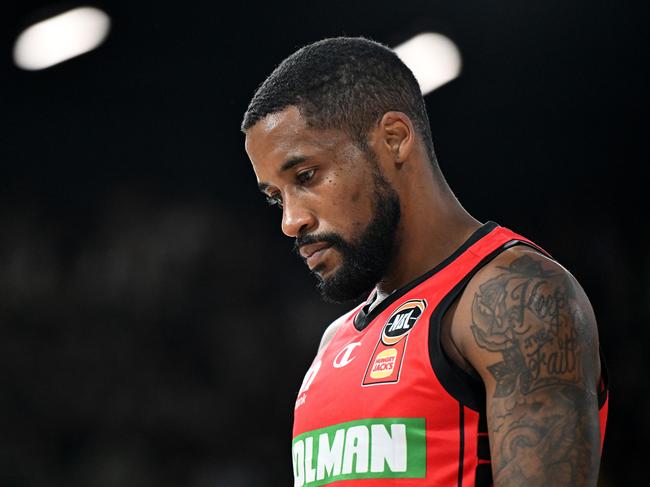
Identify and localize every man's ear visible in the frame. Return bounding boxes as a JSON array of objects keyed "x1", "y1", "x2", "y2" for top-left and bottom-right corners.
[{"x1": 377, "y1": 111, "x2": 415, "y2": 165}]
